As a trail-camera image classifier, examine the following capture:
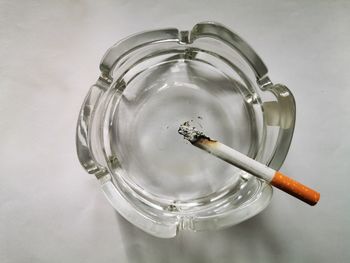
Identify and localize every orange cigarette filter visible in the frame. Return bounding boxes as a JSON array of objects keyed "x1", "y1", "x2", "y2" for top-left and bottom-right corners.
[{"x1": 271, "y1": 171, "x2": 320, "y2": 206}]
